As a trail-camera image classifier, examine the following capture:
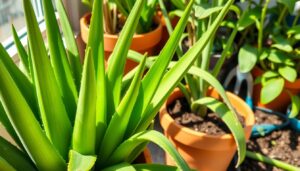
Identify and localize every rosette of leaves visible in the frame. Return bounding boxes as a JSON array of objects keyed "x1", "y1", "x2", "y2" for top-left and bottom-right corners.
[{"x1": 132, "y1": 0, "x2": 249, "y2": 167}]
